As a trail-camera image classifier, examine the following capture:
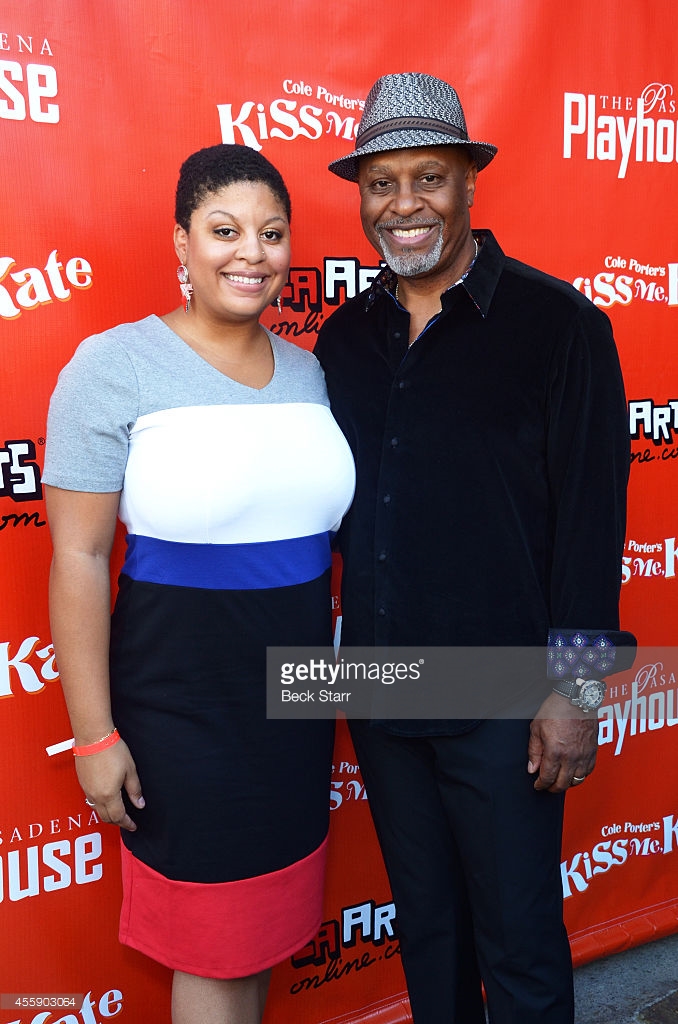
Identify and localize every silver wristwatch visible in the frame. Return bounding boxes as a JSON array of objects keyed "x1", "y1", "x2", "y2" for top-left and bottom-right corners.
[{"x1": 552, "y1": 676, "x2": 607, "y2": 713}]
